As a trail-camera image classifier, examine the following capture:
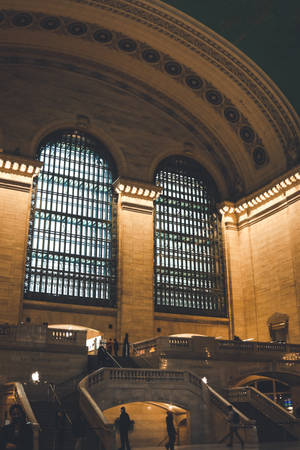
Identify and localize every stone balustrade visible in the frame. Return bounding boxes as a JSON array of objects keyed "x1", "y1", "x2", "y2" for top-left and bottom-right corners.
[
  {"x1": 82, "y1": 367, "x2": 254, "y2": 428},
  {"x1": 79, "y1": 366, "x2": 256, "y2": 448},
  {"x1": 132, "y1": 336, "x2": 300, "y2": 361},
  {"x1": 0, "y1": 323, "x2": 87, "y2": 350}
]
